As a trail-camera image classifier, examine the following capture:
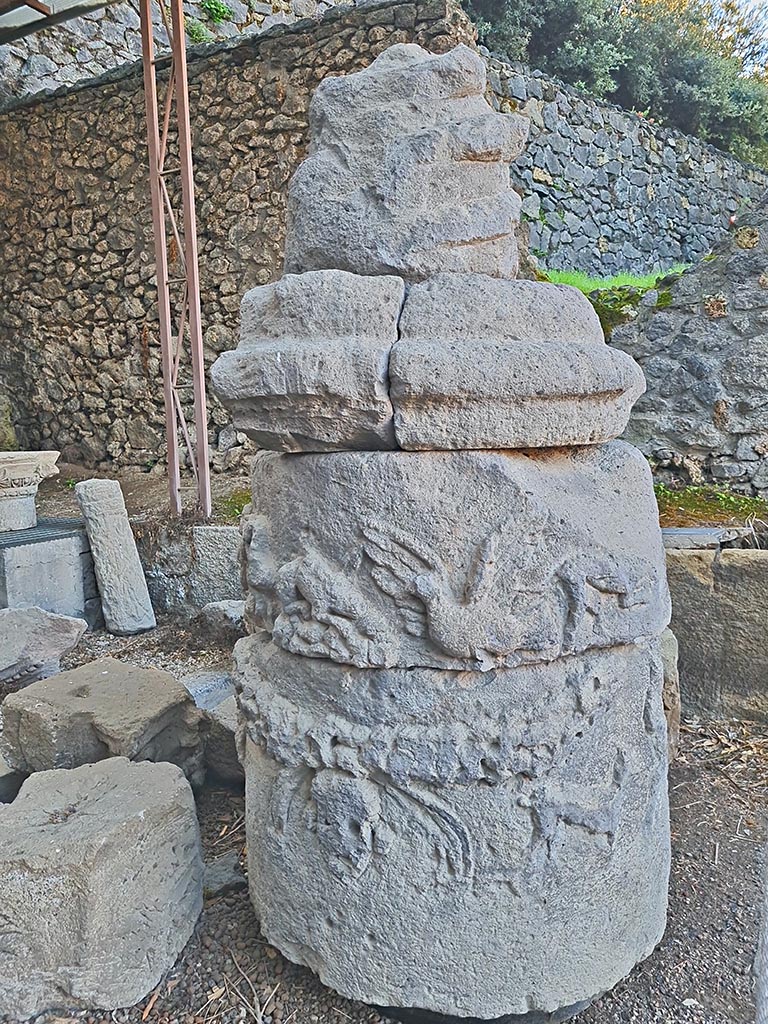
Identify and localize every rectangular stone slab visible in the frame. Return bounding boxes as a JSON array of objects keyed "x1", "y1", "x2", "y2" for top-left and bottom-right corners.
[
  {"x1": 390, "y1": 273, "x2": 646, "y2": 450},
  {"x1": 75, "y1": 479, "x2": 155, "y2": 635}
]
